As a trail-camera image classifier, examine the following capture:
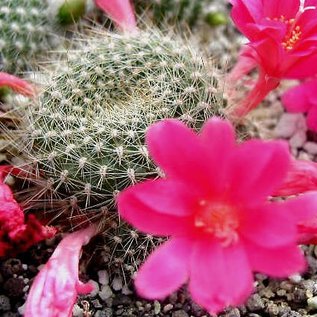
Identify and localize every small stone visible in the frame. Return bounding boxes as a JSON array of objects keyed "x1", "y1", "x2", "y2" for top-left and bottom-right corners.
[
  {"x1": 308, "y1": 296, "x2": 317, "y2": 309},
  {"x1": 88, "y1": 280, "x2": 99, "y2": 297},
  {"x1": 72, "y1": 304, "x2": 84, "y2": 317},
  {"x1": 92, "y1": 299, "x2": 102, "y2": 309},
  {"x1": 0, "y1": 295, "x2": 11, "y2": 311},
  {"x1": 98, "y1": 270, "x2": 109, "y2": 285},
  {"x1": 275, "y1": 113, "x2": 303, "y2": 138},
  {"x1": 163, "y1": 303, "x2": 174, "y2": 313},
  {"x1": 122, "y1": 285, "x2": 133, "y2": 295},
  {"x1": 289, "y1": 274, "x2": 302, "y2": 284},
  {"x1": 154, "y1": 300, "x2": 161, "y2": 315},
  {"x1": 224, "y1": 308, "x2": 240, "y2": 317},
  {"x1": 289, "y1": 130, "x2": 306, "y2": 148},
  {"x1": 246, "y1": 294, "x2": 265, "y2": 311},
  {"x1": 99, "y1": 285, "x2": 113, "y2": 301},
  {"x1": 112, "y1": 276, "x2": 123, "y2": 291},
  {"x1": 95, "y1": 309, "x2": 113, "y2": 317},
  {"x1": 172, "y1": 310, "x2": 189, "y2": 317},
  {"x1": 304, "y1": 142, "x2": 317, "y2": 155}
]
